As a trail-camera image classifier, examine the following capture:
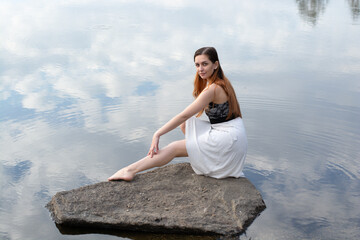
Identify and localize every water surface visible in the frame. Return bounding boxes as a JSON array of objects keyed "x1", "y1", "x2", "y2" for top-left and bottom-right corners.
[{"x1": 1, "y1": 0, "x2": 359, "y2": 239}]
